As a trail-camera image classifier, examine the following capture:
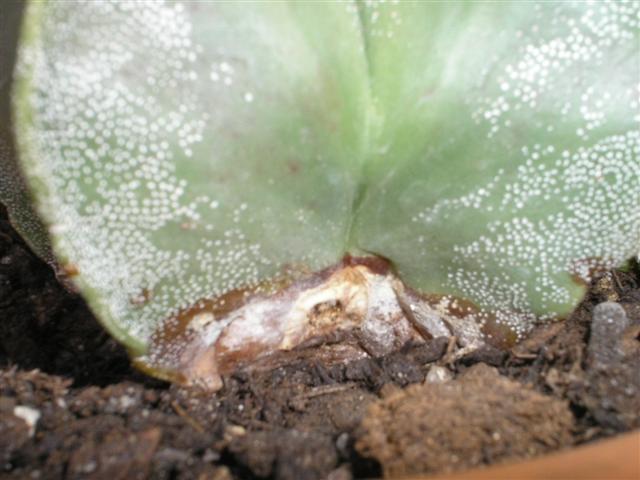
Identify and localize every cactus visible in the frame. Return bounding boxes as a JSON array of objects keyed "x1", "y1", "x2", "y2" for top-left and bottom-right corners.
[{"x1": 1, "y1": 1, "x2": 638, "y2": 385}]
